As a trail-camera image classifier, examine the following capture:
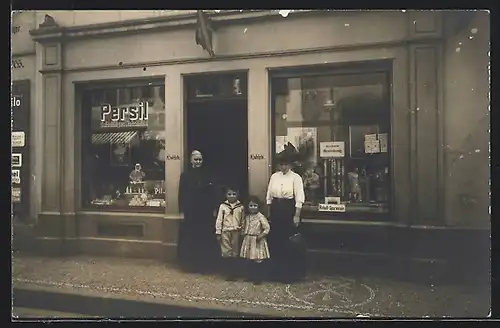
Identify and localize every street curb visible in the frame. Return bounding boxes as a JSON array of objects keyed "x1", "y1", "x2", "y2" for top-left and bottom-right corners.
[
  {"x1": 12, "y1": 279, "x2": 316, "y2": 319},
  {"x1": 12, "y1": 282, "x2": 276, "y2": 318}
]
